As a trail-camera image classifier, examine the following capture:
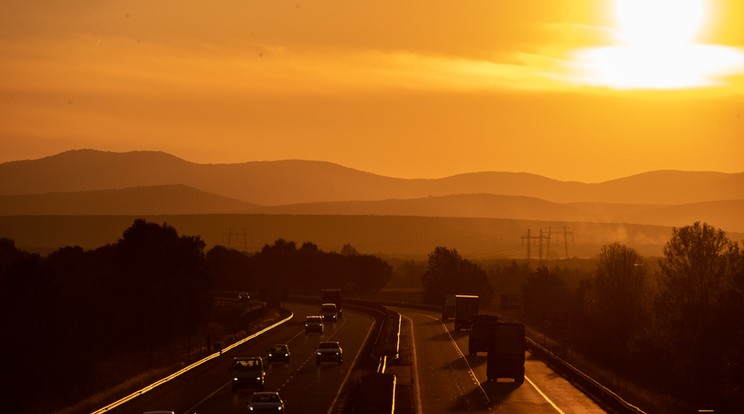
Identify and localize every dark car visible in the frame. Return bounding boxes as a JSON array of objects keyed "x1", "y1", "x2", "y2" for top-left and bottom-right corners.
[
  {"x1": 305, "y1": 315, "x2": 324, "y2": 334},
  {"x1": 316, "y1": 341, "x2": 343, "y2": 365},
  {"x1": 238, "y1": 292, "x2": 250, "y2": 301},
  {"x1": 231, "y1": 356, "x2": 265, "y2": 391},
  {"x1": 246, "y1": 391, "x2": 285, "y2": 412},
  {"x1": 267, "y1": 343, "x2": 290, "y2": 364}
]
